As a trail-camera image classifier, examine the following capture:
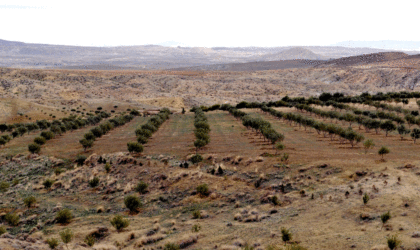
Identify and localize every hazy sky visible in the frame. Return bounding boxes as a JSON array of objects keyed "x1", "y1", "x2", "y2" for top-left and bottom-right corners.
[{"x1": 1, "y1": 0, "x2": 419, "y2": 47}]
